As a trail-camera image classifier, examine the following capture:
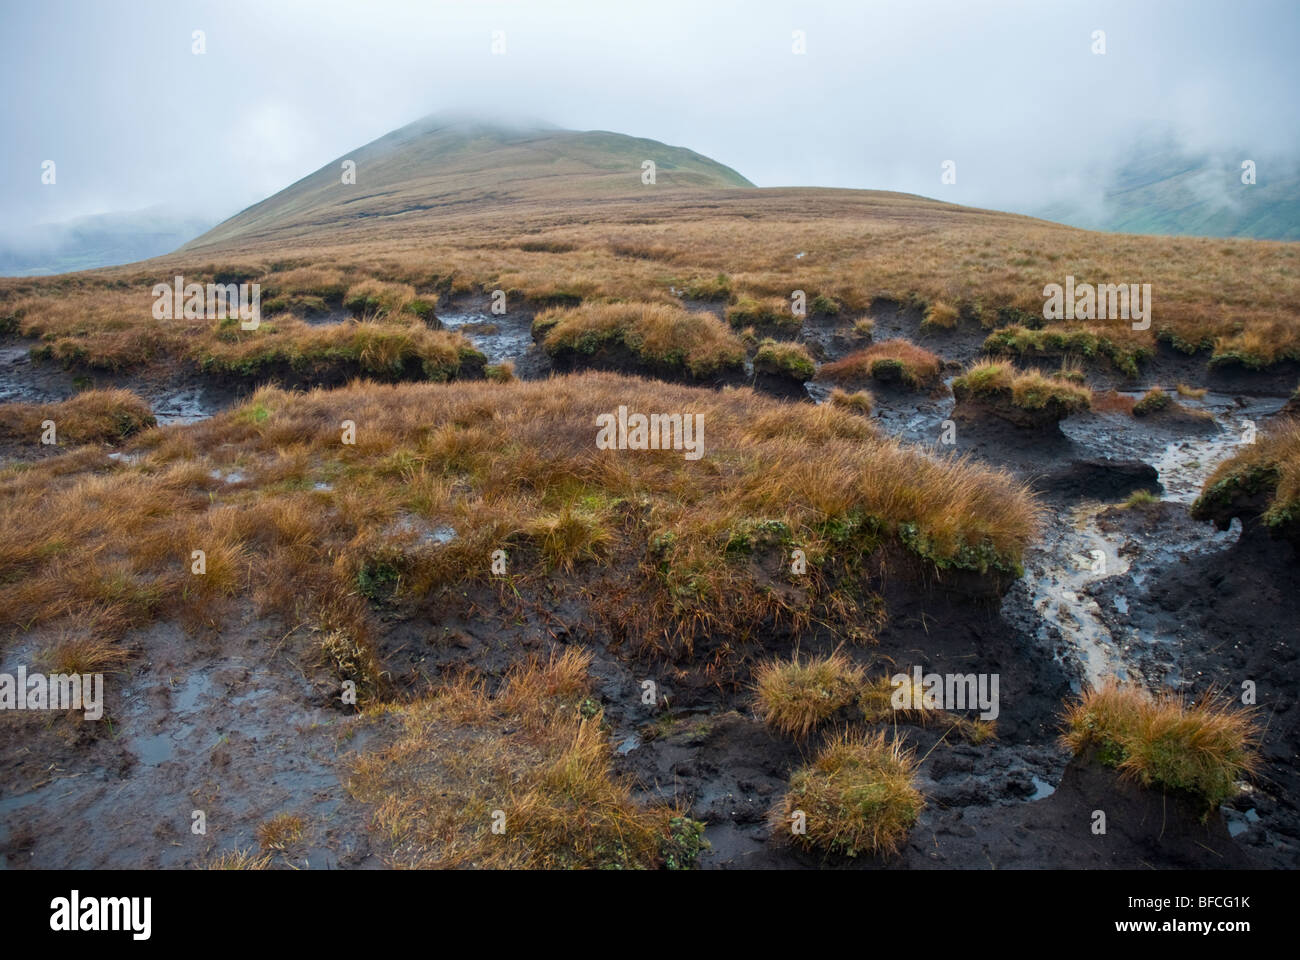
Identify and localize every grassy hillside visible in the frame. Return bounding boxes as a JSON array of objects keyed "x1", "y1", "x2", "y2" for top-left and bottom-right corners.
[
  {"x1": 3, "y1": 118, "x2": 1299, "y2": 377},
  {"x1": 189, "y1": 116, "x2": 754, "y2": 250}
]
